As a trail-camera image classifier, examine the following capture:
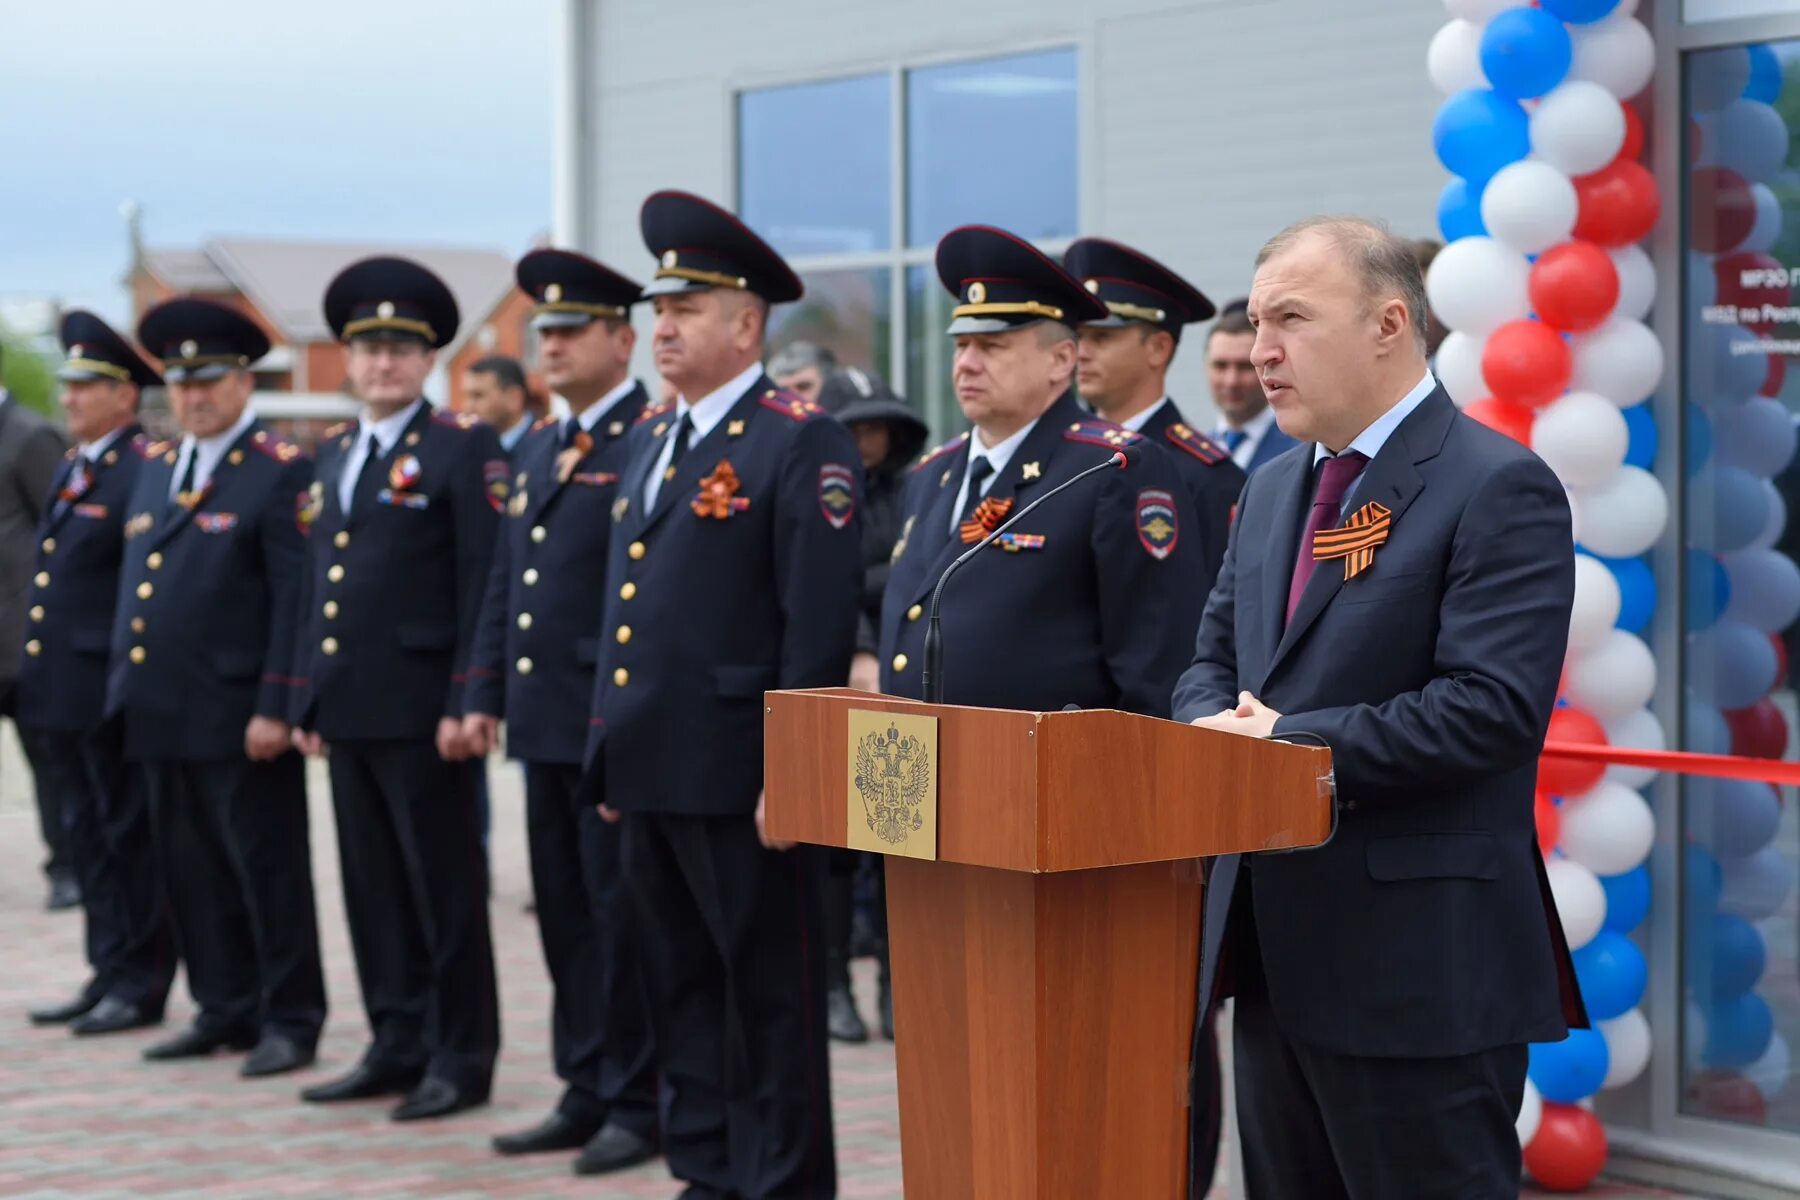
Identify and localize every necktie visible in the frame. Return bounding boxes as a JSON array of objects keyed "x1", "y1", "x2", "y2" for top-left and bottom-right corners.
[
  {"x1": 349, "y1": 432, "x2": 386, "y2": 515},
  {"x1": 959, "y1": 457, "x2": 995, "y2": 525},
  {"x1": 666, "y1": 413, "x2": 695, "y2": 471},
  {"x1": 1285, "y1": 451, "x2": 1368, "y2": 625},
  {"x1": 1221, "y1": 429, "x2": 1249, "y2": 454},
  {"x1": 172, "y1": 450, "x2": 198, "y2": 508}
]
